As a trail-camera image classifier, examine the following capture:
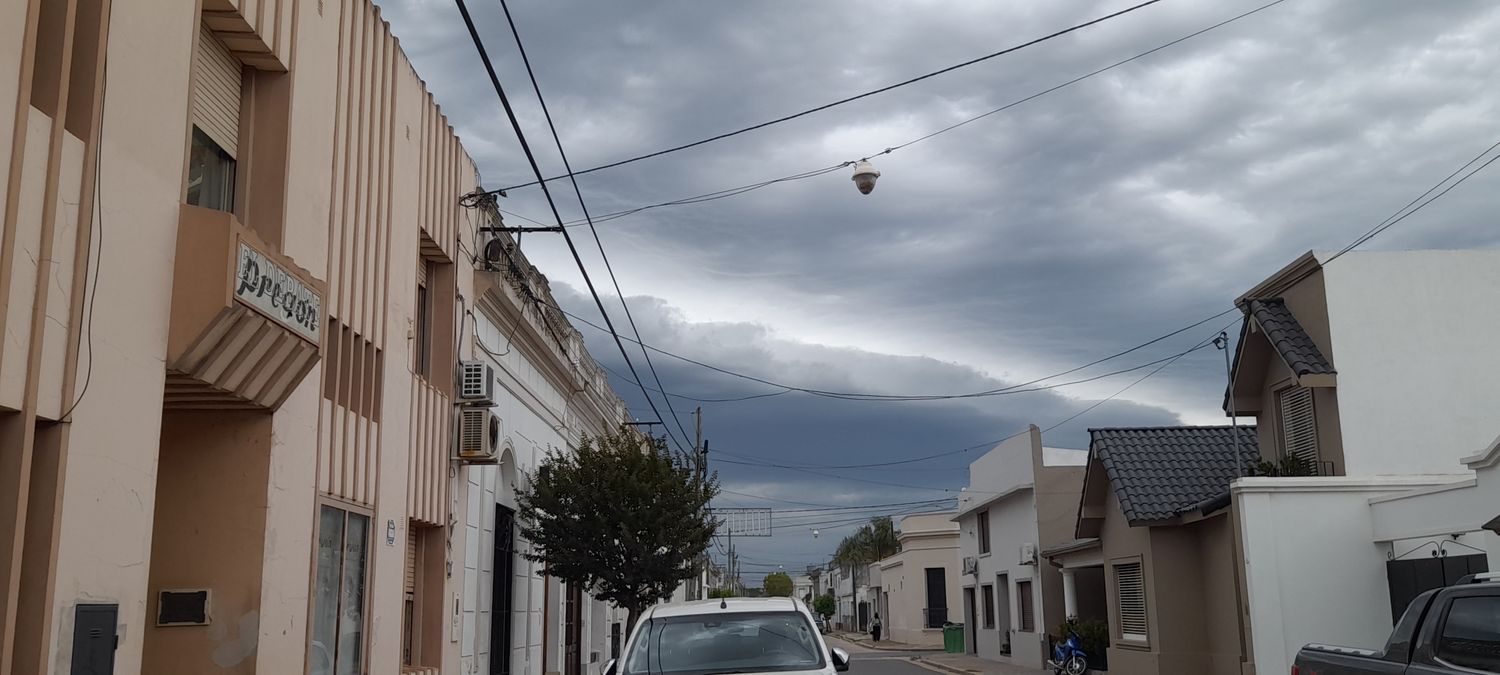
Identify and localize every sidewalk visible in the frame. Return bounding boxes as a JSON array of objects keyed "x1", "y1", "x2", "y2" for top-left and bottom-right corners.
[
  {"x1": 830, "y1": 631, "x2": 941, "y2": 652},
  {"x1": 908, "y1": 652, "x2": 1050, "y2": 675}
]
